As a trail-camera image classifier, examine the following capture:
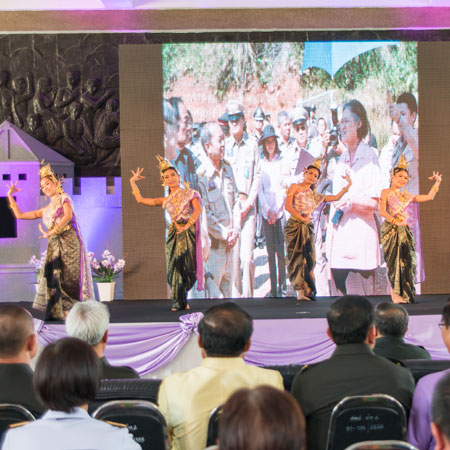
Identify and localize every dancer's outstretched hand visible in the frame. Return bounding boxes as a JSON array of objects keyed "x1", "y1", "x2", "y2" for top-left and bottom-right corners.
[
  {"x1": 429, "y1": 171, "x2": 442, "y2": 183},
  {"x1": 7, "y1": 181, "x2": 21, "y2": 196},
  {"x1": 130, "y1": 167, "x2": 145, "y2": 182}
]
